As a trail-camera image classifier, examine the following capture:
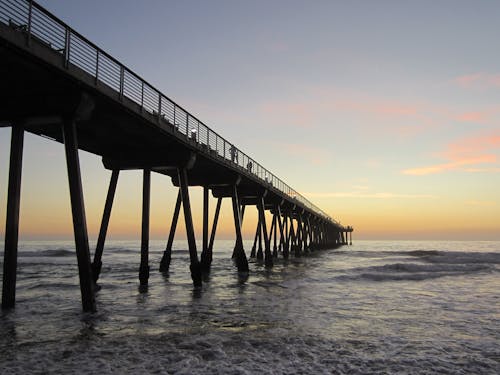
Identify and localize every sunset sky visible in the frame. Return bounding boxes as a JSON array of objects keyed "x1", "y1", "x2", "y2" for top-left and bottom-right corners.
[{"x1": 1, "y1": 0, "x2": 499, "y2": 241}]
